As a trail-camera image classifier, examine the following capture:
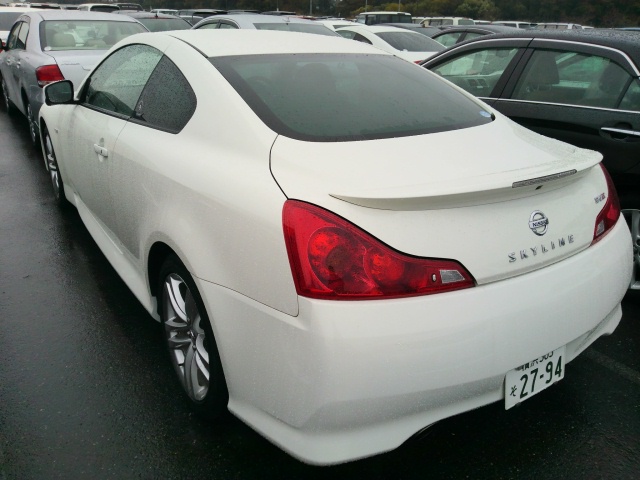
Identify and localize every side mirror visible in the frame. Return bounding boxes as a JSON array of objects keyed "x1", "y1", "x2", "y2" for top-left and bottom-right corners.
[{"x1": 44, "y1": 80, "x2": 75, "y2": 106}]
